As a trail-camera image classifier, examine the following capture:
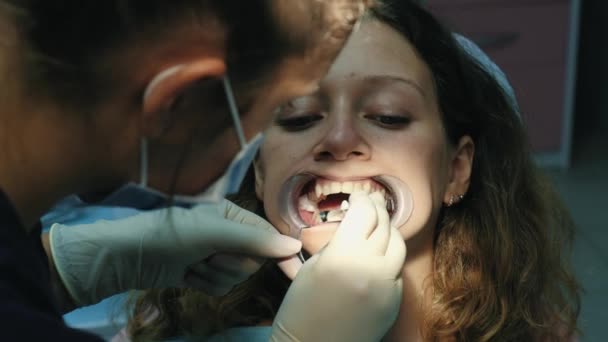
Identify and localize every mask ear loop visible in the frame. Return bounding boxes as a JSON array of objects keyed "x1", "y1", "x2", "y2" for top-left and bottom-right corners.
[
  {"x1": 222, "y1": 75, "x2": 247, "y2": 149},
  {"x1": 139, "y1": 138, "x2": 149, "y2": 187},
  {"x1": 139, "y1": 65, "x2": 186, "y2": 188}
]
